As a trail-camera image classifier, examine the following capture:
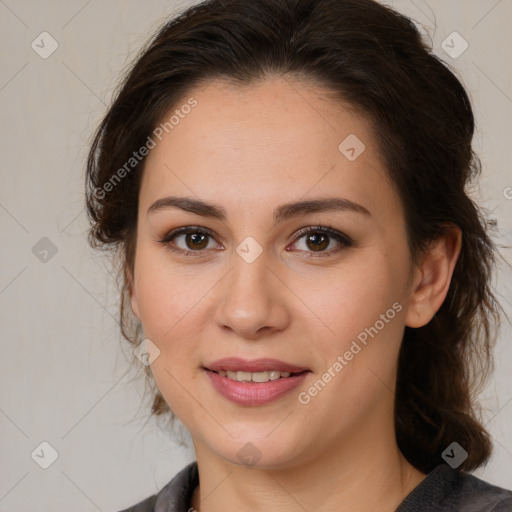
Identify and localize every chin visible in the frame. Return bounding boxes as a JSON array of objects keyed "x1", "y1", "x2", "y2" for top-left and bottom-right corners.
[{"x1": 209, "y1": 436, "x2": 306, "y2": 470}]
